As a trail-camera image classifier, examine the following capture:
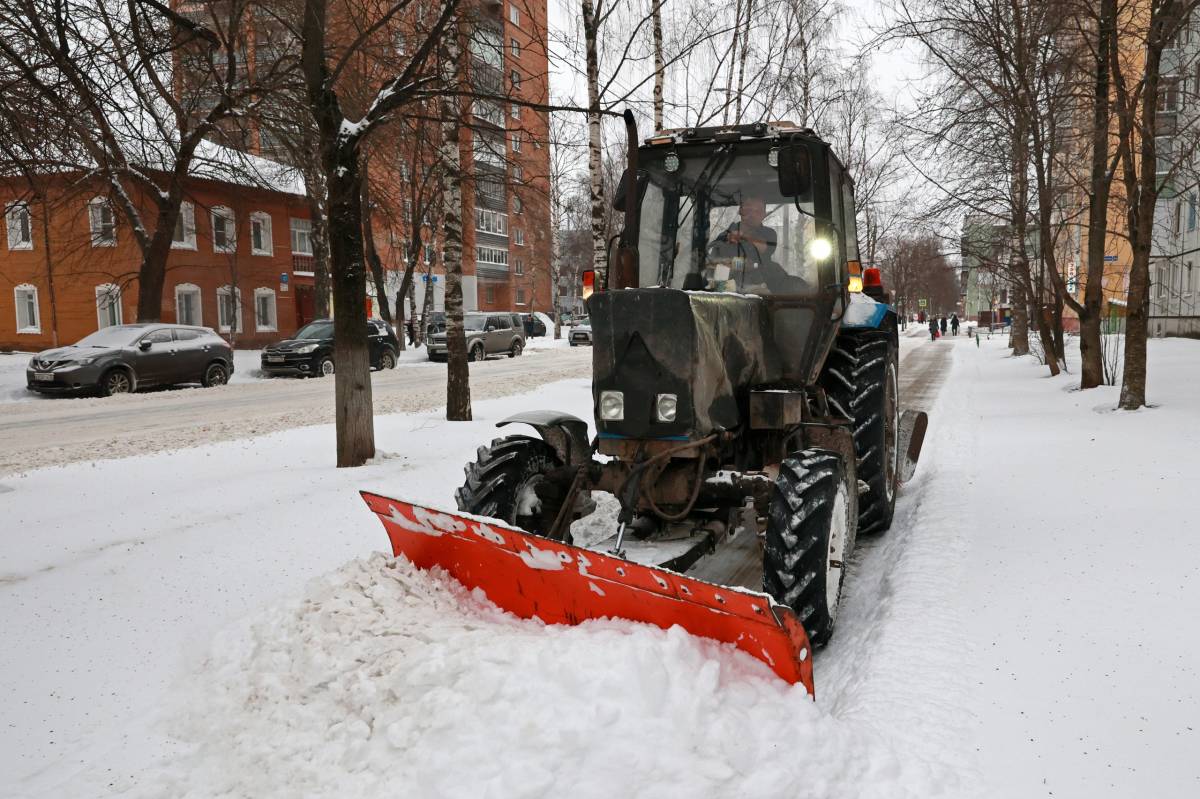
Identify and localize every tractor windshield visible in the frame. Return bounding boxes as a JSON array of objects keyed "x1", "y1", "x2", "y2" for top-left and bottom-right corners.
[{"x1": 636, "y1": 143, "x2": 831, "y2": 296}]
